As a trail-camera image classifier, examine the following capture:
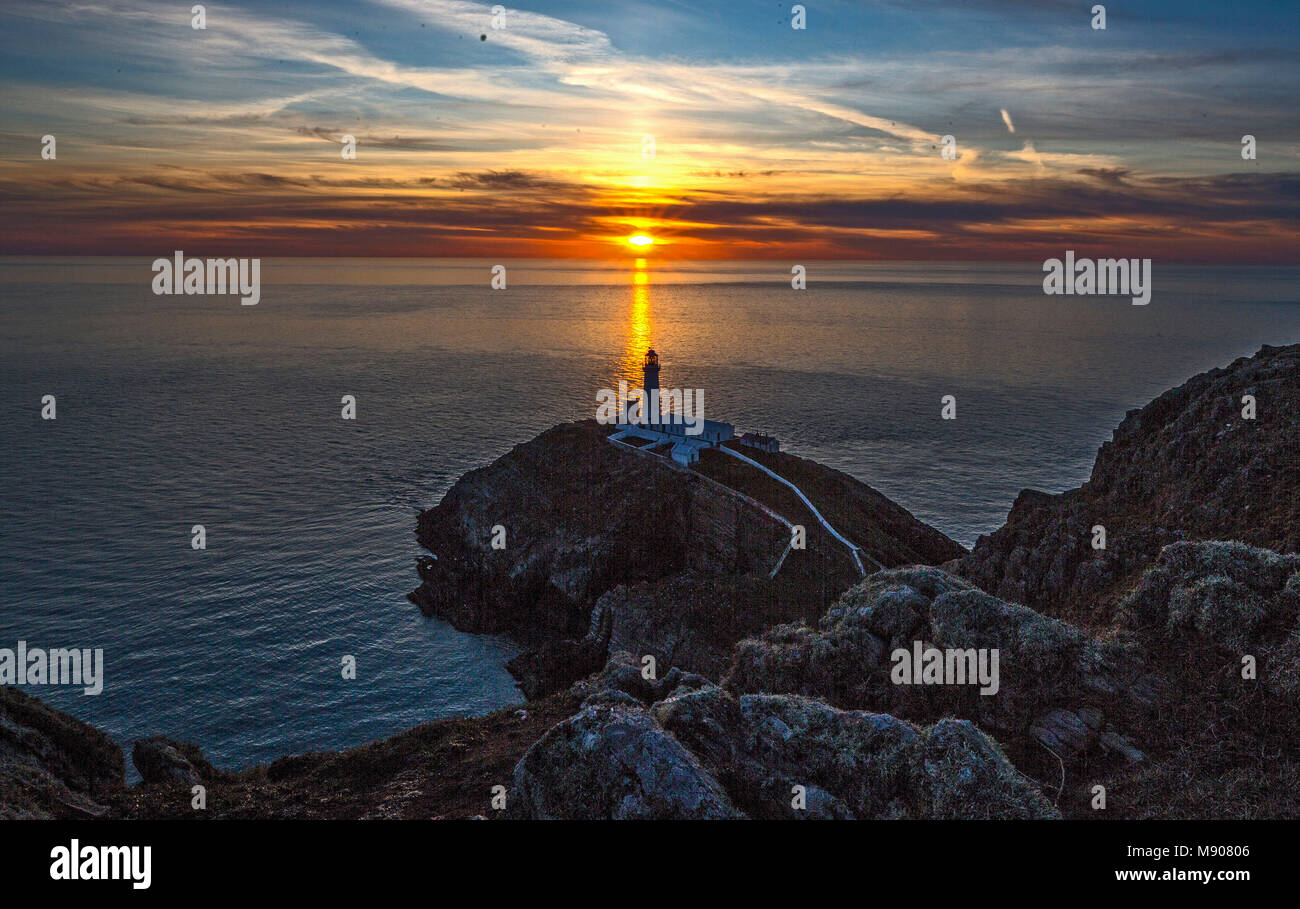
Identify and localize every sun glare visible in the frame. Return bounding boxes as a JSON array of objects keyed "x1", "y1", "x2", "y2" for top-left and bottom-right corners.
[{"x1": 628, "y1": 234, "x2": 655, "y2": 247}]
